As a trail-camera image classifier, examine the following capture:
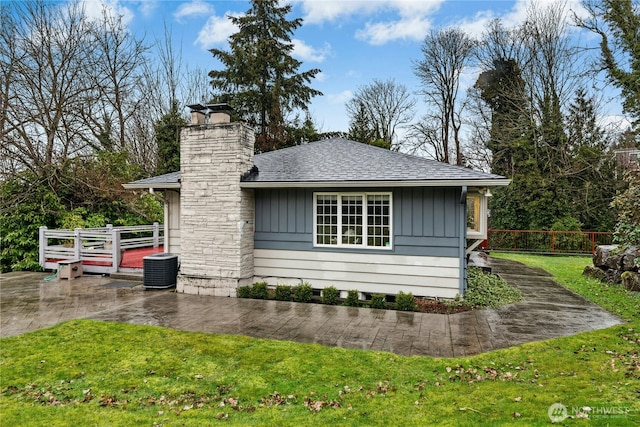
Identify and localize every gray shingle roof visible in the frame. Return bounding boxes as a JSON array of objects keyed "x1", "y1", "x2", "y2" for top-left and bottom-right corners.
[
  {"x1": 123, "y1": 137, "x2": 508, "y2": 189},
  {"x1": 122, "y1": 171, "x2": 180, "y2": 189},
  {"x1": 244, "y1": 137, "x2": 507, "y2": 186}
]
